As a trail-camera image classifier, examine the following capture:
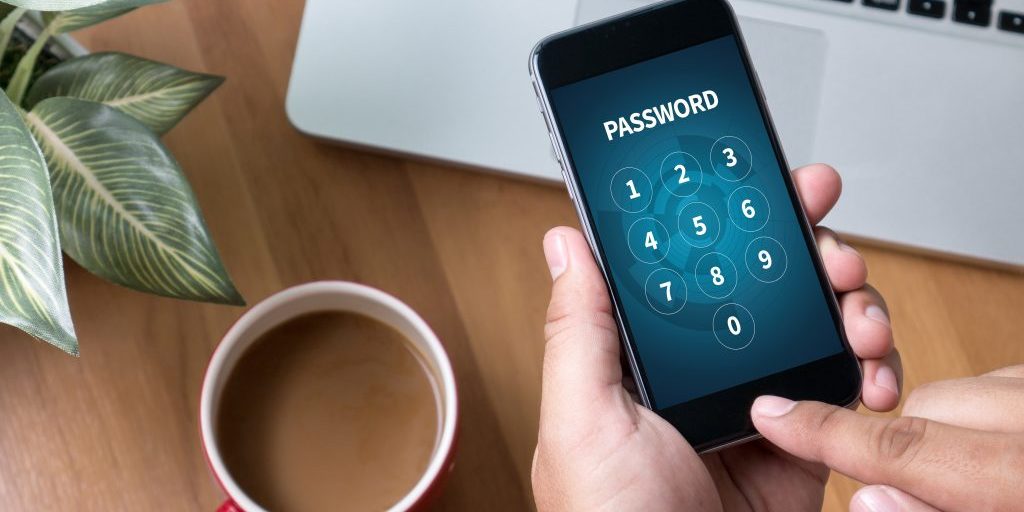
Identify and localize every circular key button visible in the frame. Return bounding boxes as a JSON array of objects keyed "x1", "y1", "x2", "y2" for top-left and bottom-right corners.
[
  {"x1": 610, "y1": 167, "x2": 652, "y2": 212},
  {"x1": 745, "y1": 236, "x2": 788, "y2": 283},
  {"x1": 627, "y1": 217, "x2": 671, "y2": 264},
  {"x1": 694, "y1": 252, "x2": 738, "y2": 299},
  {"x1": 677, "y1": 202, "x2": 721, "y2": 248},
  {"x1": 710, "y1": 136, "x2": 752, "y2": 181},
  {"x1": 727, "y1": 186, "x2": 770, "y2": 232},
  {"x1": 660, "y1": 151, "x2": 702, "y2": 197},
  {"x1": 713, "y1": 303, "x2": 755, "y2": 350},
  {"x1": 645, "y1": 268, "x2": 687, "y2": 315}
]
